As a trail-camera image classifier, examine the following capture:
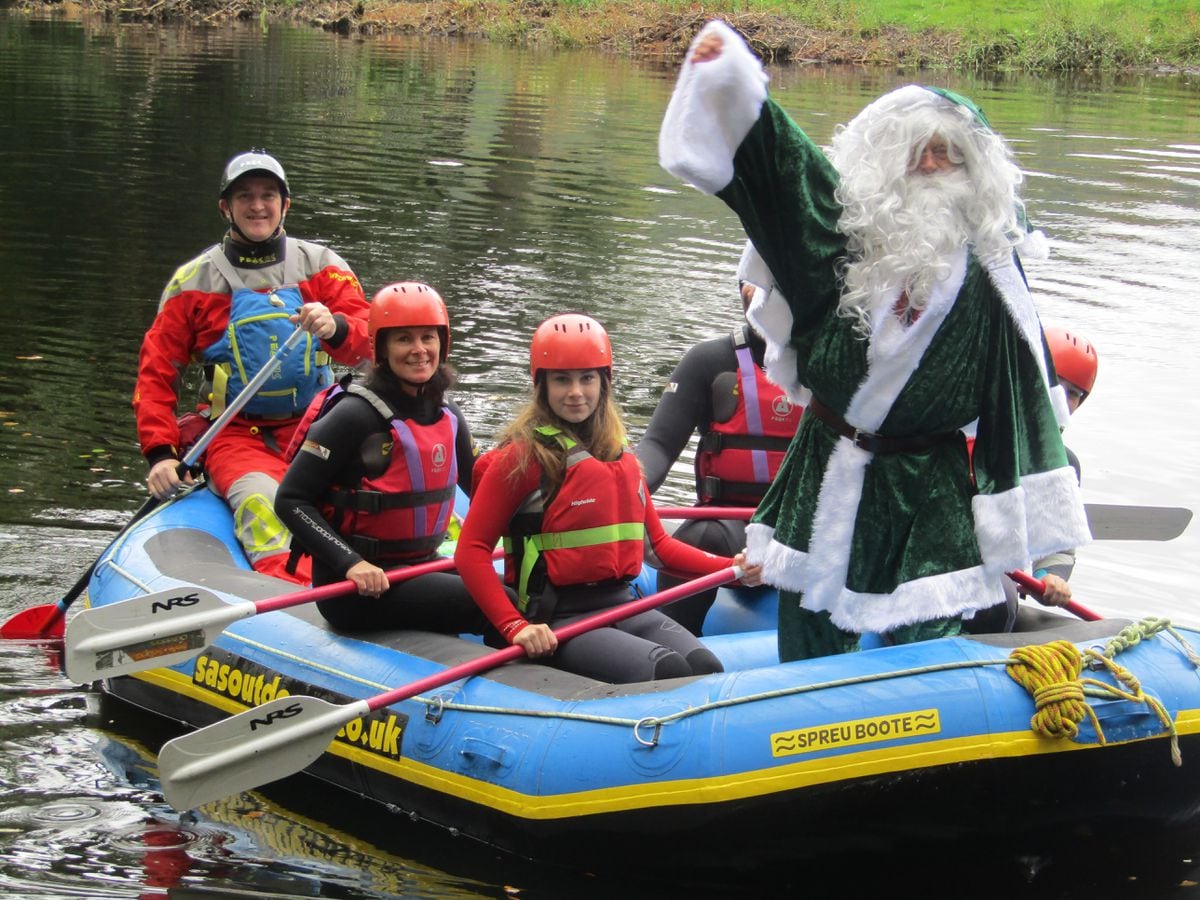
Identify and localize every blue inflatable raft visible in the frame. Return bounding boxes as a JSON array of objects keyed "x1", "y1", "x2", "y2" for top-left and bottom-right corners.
[{"x1": 83, "y1": 484, "x2": 1200, "y2": 873}]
